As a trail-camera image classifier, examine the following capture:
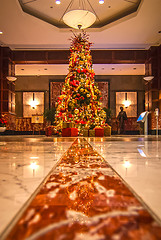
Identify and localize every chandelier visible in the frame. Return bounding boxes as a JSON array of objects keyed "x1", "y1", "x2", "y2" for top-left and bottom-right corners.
[{"x1": 61, "y1": 0, "x2": 98, "y2": 29}]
